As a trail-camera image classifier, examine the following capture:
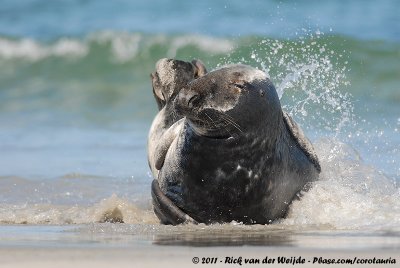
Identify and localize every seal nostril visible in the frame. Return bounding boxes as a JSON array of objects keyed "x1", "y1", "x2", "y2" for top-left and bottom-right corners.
[{"x1": 187, "y1": 93, "x2": 200, "y2": 108}]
